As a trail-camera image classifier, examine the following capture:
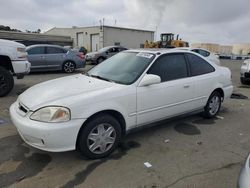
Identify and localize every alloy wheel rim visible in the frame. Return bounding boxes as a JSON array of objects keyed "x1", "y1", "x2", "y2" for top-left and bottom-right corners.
[
  {"x1": 209, "y1": 95, "x2": 220, "y2": 115},
  {"x1": 64, "y1": 62, "x2": 75, "y2": 73},
  {"x1": 87, "y1": 123, "x2": 116, "y2": 154}
]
